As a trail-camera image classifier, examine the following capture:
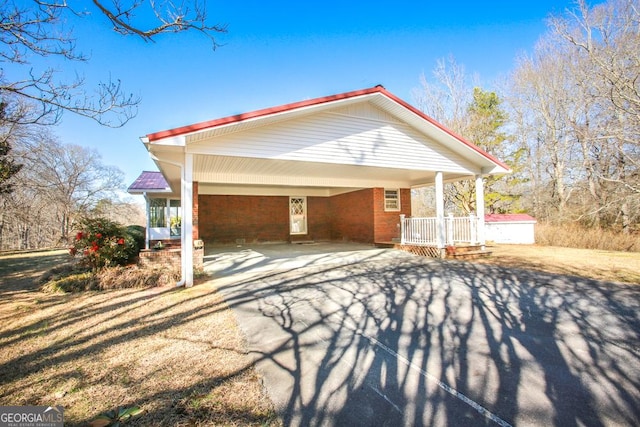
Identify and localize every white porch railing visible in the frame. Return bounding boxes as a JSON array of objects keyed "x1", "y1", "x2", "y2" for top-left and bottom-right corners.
[{"x1": 400, "y1": 214, "x2": 481, "y2": 246}]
